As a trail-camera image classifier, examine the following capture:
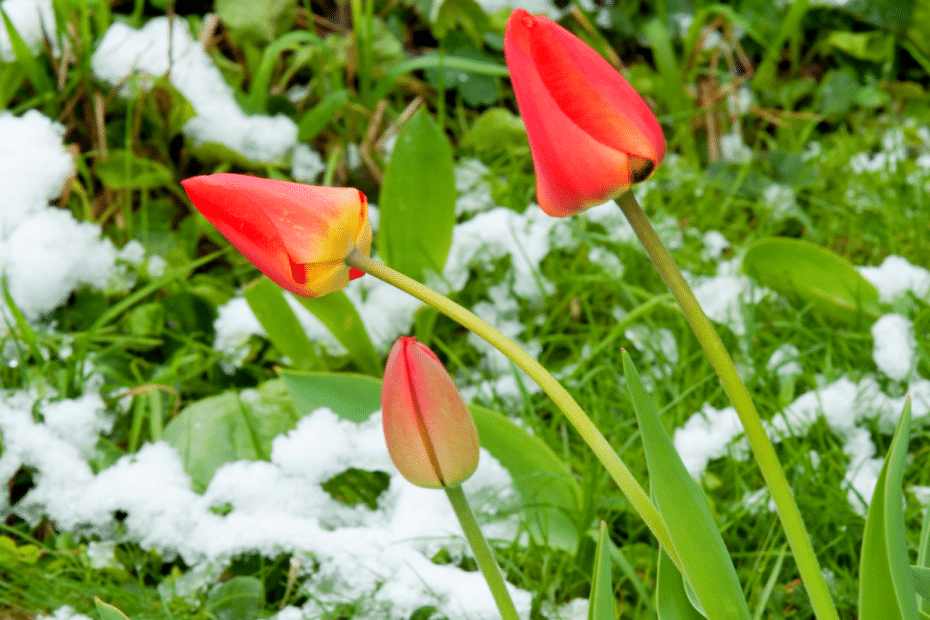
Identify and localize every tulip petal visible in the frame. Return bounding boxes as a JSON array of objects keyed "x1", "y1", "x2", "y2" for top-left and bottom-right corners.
[
  {"x1": 504, "y1": 9, "x2": 666, "y2": 216},
  {"x1": 382, "y1": 338, "x2": 480, "y2": 489},
  {"x1": 182, "y1": 174, "x2": 372, "y2": 298}
]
